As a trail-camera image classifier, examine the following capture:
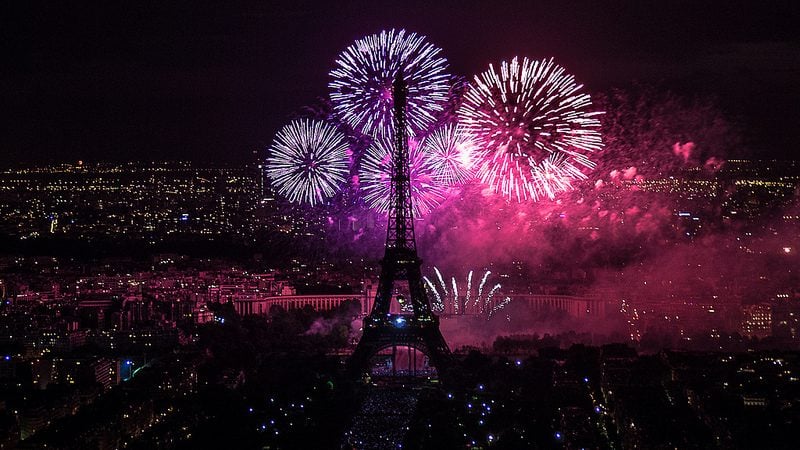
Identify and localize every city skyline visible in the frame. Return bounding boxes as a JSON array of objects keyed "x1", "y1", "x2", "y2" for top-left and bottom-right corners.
[{"x1": 3, "y1": 2, "x2": 800, "y2": 448}]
